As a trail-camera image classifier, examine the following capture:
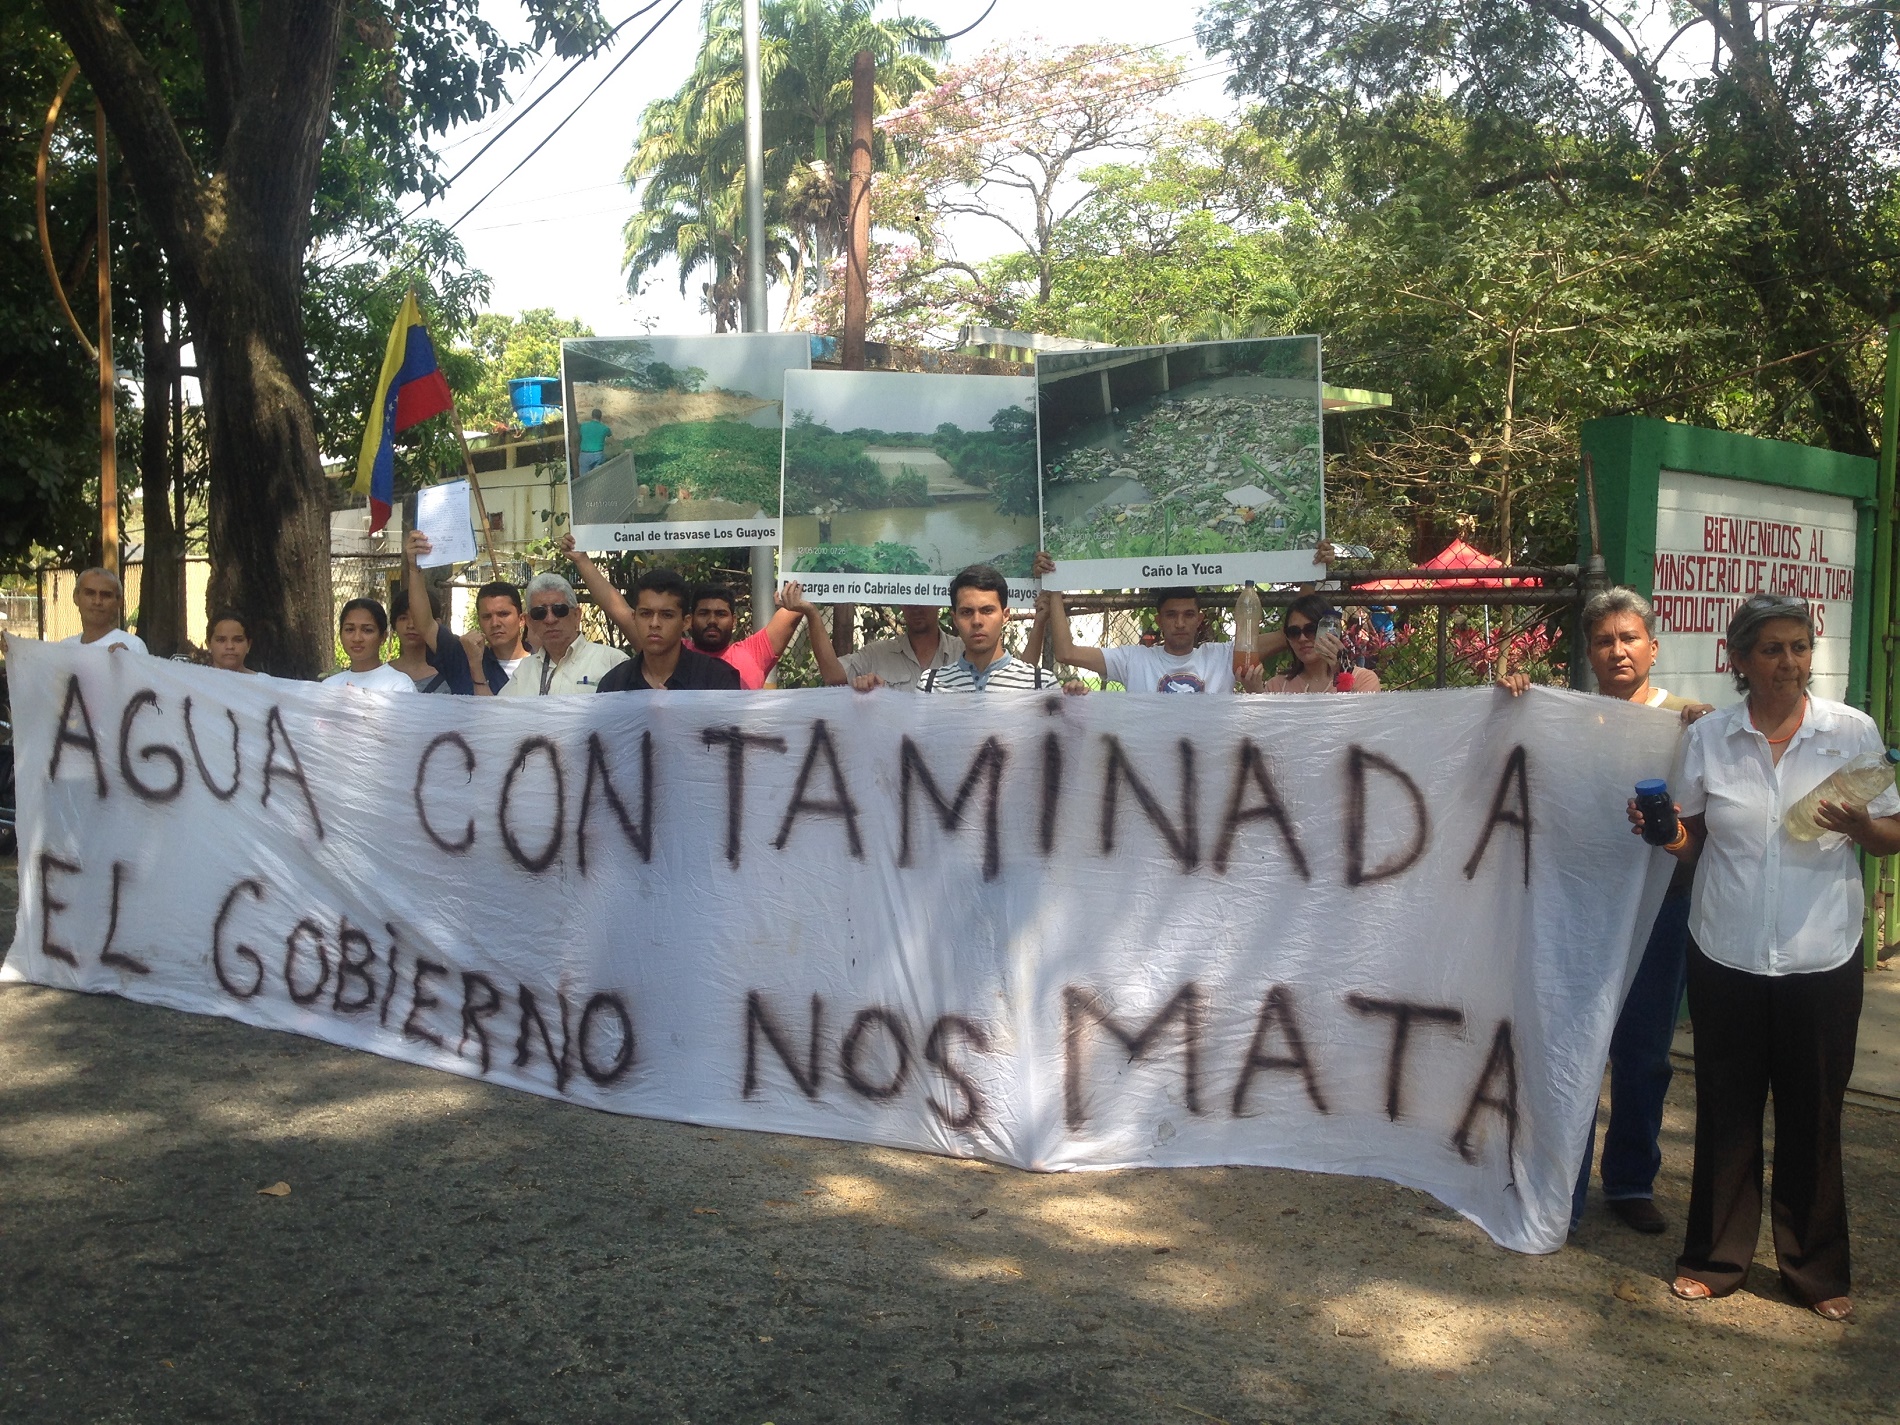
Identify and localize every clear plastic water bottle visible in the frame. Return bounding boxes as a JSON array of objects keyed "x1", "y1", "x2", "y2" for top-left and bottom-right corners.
[
  {"x1": 1784, "y1": 748, "x2": 1900, "y2": 842},
  {"x1": 1232, "y1": 581, "x2": 1263, "y2": 681}
]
